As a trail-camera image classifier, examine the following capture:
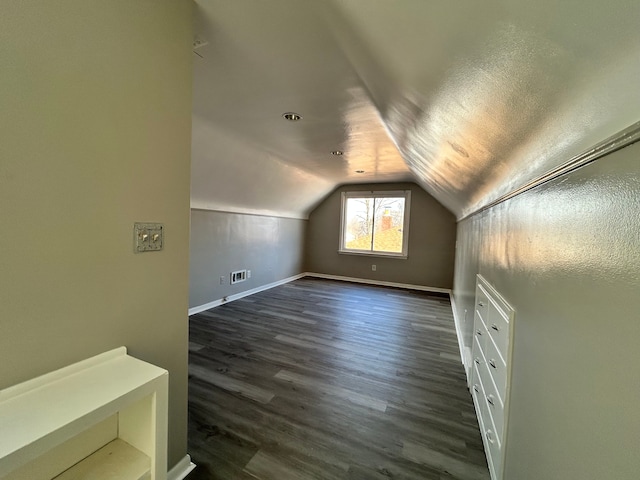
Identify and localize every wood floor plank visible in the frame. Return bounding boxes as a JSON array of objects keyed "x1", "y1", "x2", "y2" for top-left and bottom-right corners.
[
  {"x1": 190, "y1": 363, "x2": 275, "y2": 404},
  {"x1": 188, "y1": 278, "x2": 489, "y2": 480},
  {"x1": 402, "y1": 442, "x2": 490, "y2": 480},
  {"x1": 274, "y1": 369, "x2": 388, "y2": 412},
  {"x1": 258, "y1": 309, "x2": 318, "y2": 325}
]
